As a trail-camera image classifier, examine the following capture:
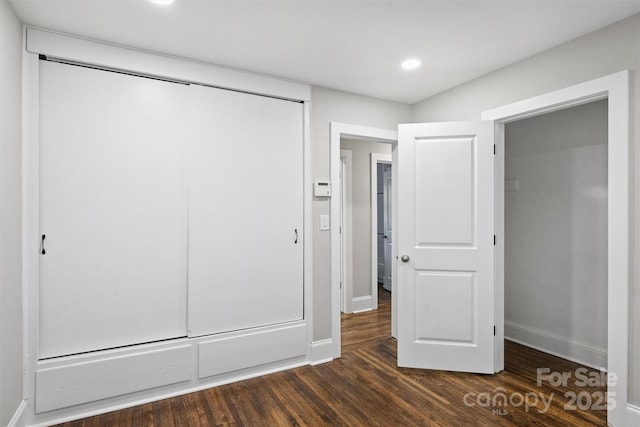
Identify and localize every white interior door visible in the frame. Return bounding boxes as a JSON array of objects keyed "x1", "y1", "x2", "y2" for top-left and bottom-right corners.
[
  {"x1": 38, "y1": 61, "x2": 189, "y2": 359},
  {"x1": 397, "y1": 121, "x2": 495, "y2": 373},
  {"x1": 188, "y1": 84, "x2": 304, "y2": 337}
]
